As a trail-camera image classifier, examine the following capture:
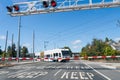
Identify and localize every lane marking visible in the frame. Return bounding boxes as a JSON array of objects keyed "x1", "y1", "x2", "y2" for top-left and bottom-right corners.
[
  {"x1": 83, "y1": 62, "x2": 111, "y2": 80},
  {"x1": 54, "y1": 69, "x2": 62, "y2": 76}
]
